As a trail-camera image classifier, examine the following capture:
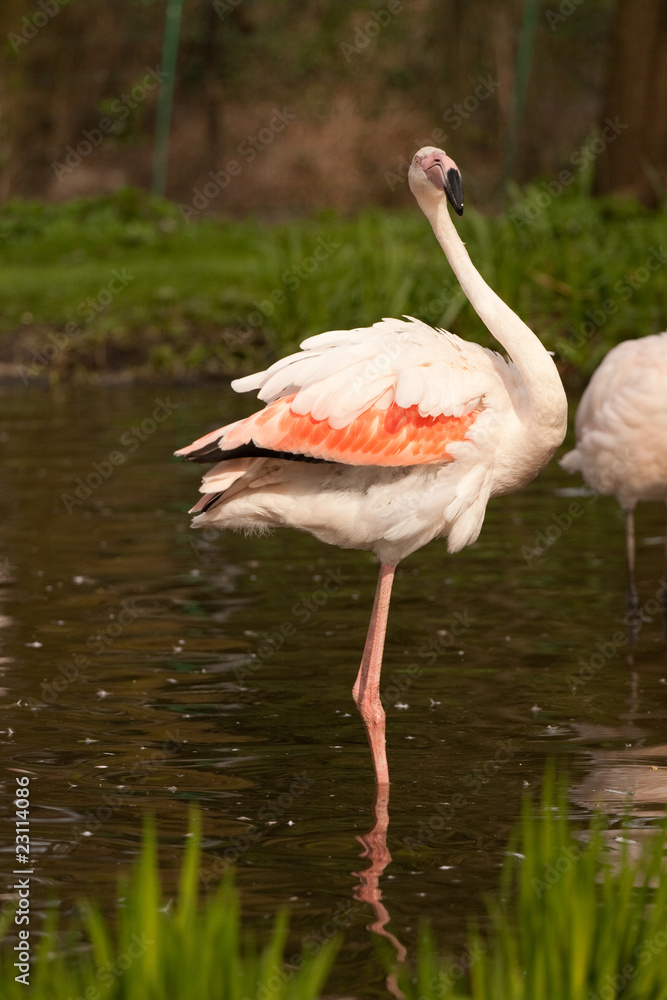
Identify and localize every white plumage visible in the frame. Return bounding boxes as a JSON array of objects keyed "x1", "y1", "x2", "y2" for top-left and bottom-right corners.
[
  {"x1": 234, "y1": 317, "x2": 508, "y2": 422},
  {"x1": 561, "y1": 332, "x2": 667, "y2": 615},
  {"x1": 184, "y1": 321, "x2": 531, "y2": 564}
]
